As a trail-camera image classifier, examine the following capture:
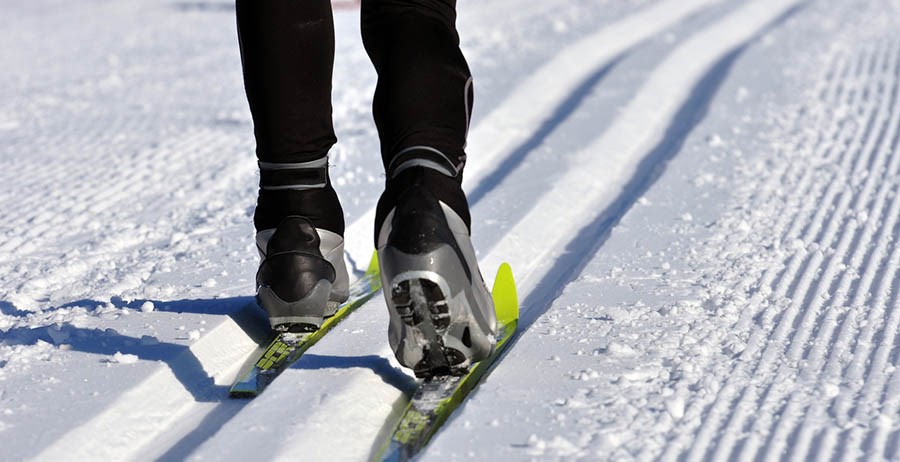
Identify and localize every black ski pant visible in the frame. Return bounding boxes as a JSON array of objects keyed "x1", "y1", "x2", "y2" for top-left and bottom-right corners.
[{"x1": 236, "y1": 0, "x2": 474, "y2": 235}]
